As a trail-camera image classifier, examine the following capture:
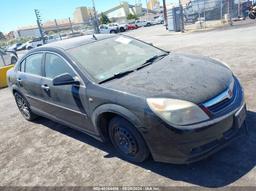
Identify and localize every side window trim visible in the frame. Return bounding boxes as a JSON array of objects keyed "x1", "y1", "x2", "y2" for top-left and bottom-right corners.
[{"x1": 19, "y1": 59, "x2": 26, "y2": 72}]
